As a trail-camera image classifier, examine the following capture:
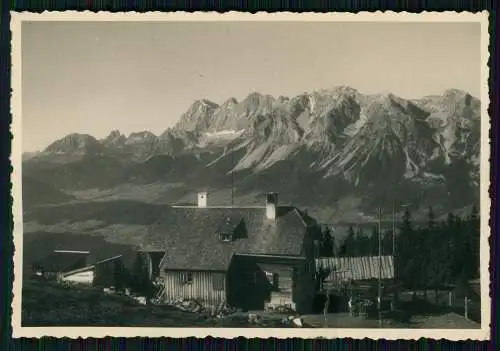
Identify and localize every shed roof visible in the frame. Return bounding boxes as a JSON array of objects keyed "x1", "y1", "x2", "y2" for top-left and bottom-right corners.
[
  {"x1": 146, "y1": 206, "x2": 316, "y2": 271},
  {"x1": 316, "y1": 256, "x2": 394, "y2": 282},
  {"x1": 33, "y1": 250, "x2": 89, "y2": 273},
  {"x1": 61, "y1": 255, "x2": 123, "y2": 278}
]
